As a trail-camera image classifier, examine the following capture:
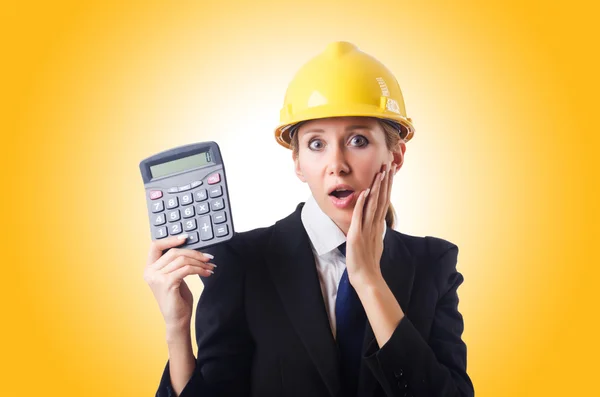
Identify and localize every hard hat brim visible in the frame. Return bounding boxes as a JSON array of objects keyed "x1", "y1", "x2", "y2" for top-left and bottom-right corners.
[{"x1": 274, "y1": 105, "x2": 415, "y2": 149}]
